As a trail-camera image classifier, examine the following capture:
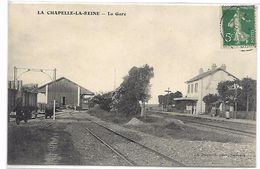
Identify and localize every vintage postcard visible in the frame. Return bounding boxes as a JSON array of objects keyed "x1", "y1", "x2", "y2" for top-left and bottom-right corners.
[{"x1": 8, "y1": 3, "x2": 257, "y2": 168}]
